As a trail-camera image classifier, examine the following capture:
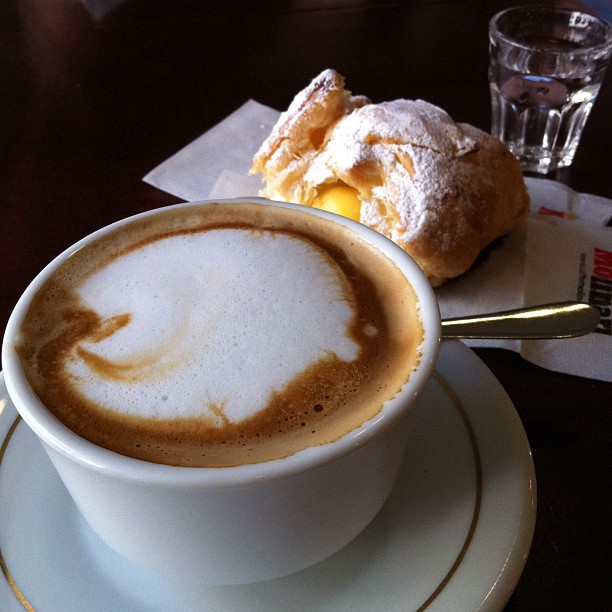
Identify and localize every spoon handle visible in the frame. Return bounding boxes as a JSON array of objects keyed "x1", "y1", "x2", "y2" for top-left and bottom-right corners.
[{"x1": 441, "y1": 301, "x2": 600, "y2": 339}]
